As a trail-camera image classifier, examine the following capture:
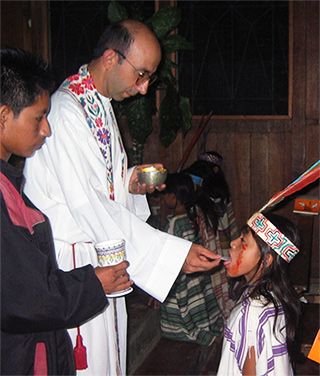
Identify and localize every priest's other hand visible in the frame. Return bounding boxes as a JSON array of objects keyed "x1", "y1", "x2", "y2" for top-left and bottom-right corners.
[
  {"x1": 95, "y1": 261, "x2": 133, "y2": 294},
  {"x1": 129, "y1": 163, "x2": 166, "y2": 195},
  {"x1": 182, "y1": 244, "x2": 221, "y2": 273}
]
